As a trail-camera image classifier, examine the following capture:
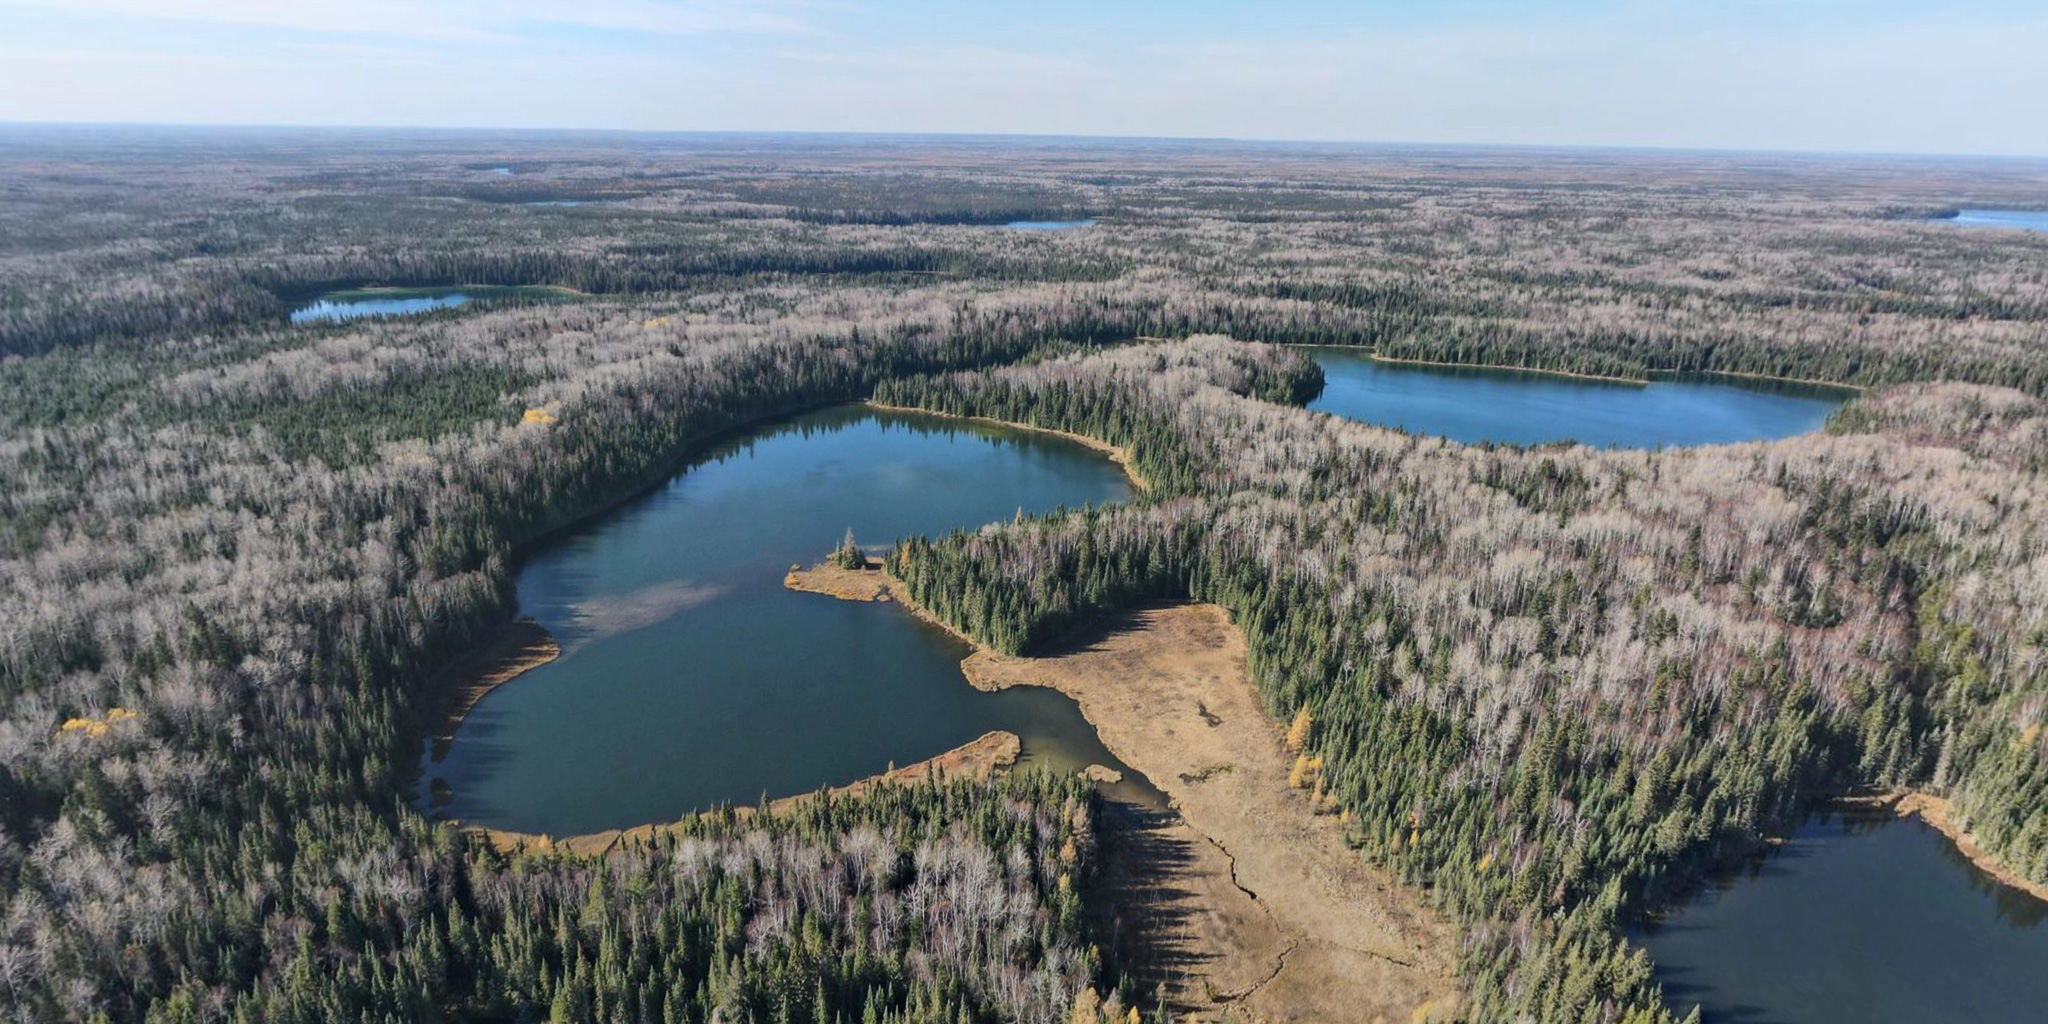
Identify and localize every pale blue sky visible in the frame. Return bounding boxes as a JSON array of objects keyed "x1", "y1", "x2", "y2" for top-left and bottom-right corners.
[{"x1": 2, "y1": 0, "x2": 2044, "y2": 155}]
